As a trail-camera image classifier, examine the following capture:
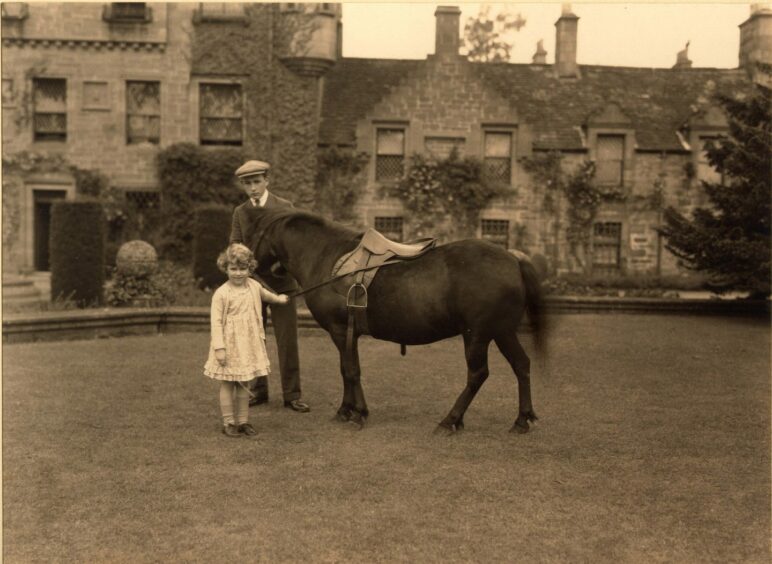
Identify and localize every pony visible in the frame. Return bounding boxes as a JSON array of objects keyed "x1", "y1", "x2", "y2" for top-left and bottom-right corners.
[{"x1": 244, "y1": 207, "x2": 547, "y2": 434}]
